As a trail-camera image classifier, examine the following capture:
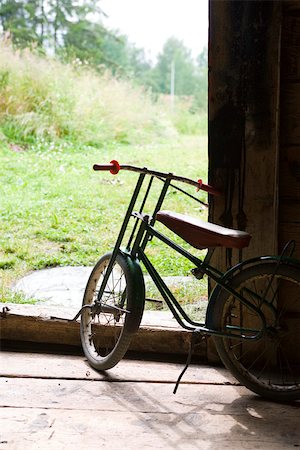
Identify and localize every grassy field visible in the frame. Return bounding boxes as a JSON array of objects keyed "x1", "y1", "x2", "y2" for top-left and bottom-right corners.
[
  {"x1": 0, "y1": 43, "x2": 209, "y2": 306},
  {"x1": 0, "y1": 135, "x2": 208, "y2": 303}
]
